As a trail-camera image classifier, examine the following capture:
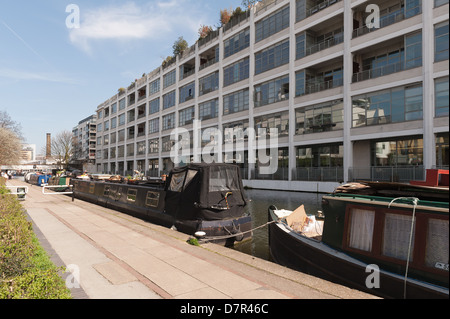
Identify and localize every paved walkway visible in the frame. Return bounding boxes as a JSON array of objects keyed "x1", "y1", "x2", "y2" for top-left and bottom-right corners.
[{"x1": 6, "y1": 179, "x2": 378, "y2": 300}]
